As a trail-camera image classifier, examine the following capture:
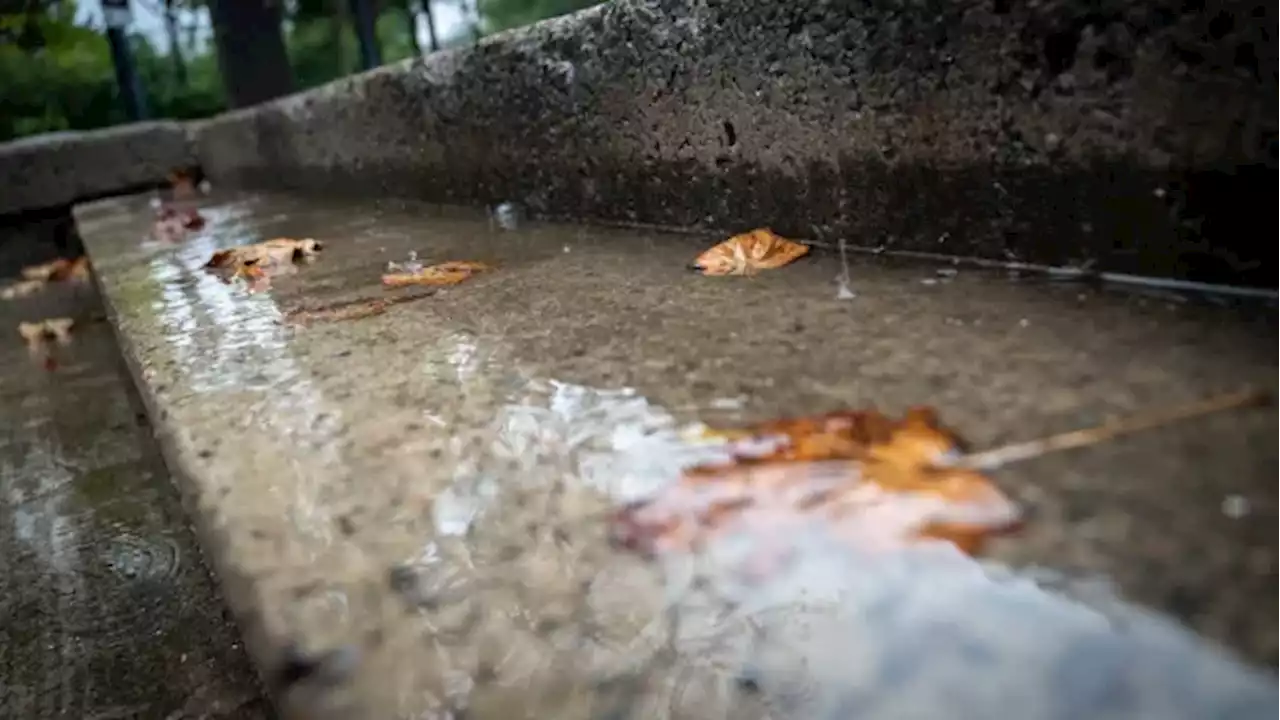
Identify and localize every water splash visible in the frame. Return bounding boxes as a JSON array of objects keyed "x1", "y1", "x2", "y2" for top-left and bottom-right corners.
[{"x1": 835, "y1": 236, "x2": 855, "y2": 300}]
